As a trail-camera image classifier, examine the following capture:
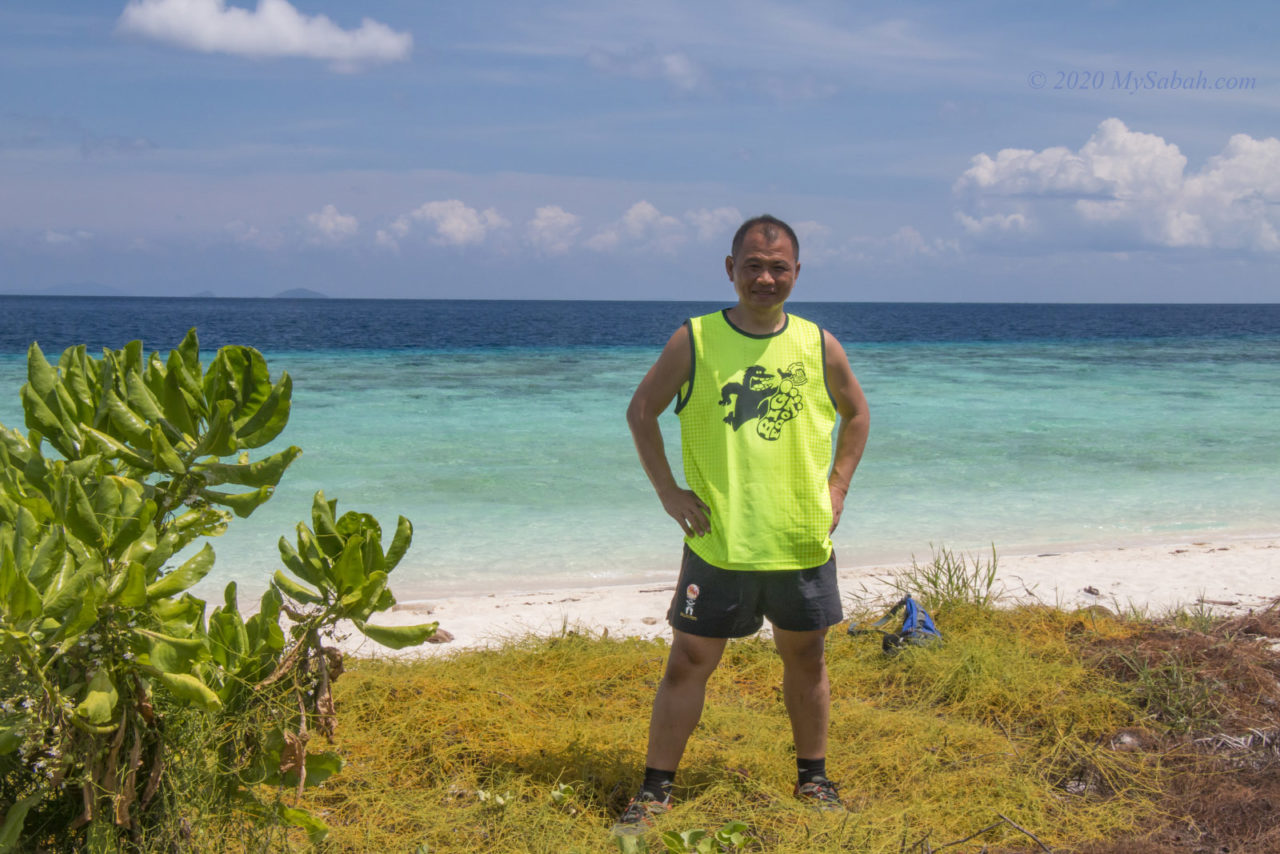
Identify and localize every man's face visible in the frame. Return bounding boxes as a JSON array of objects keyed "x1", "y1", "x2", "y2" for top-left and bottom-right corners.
[{"x1": 725, "y1": 226, "x2": 799, "y2": 312}]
